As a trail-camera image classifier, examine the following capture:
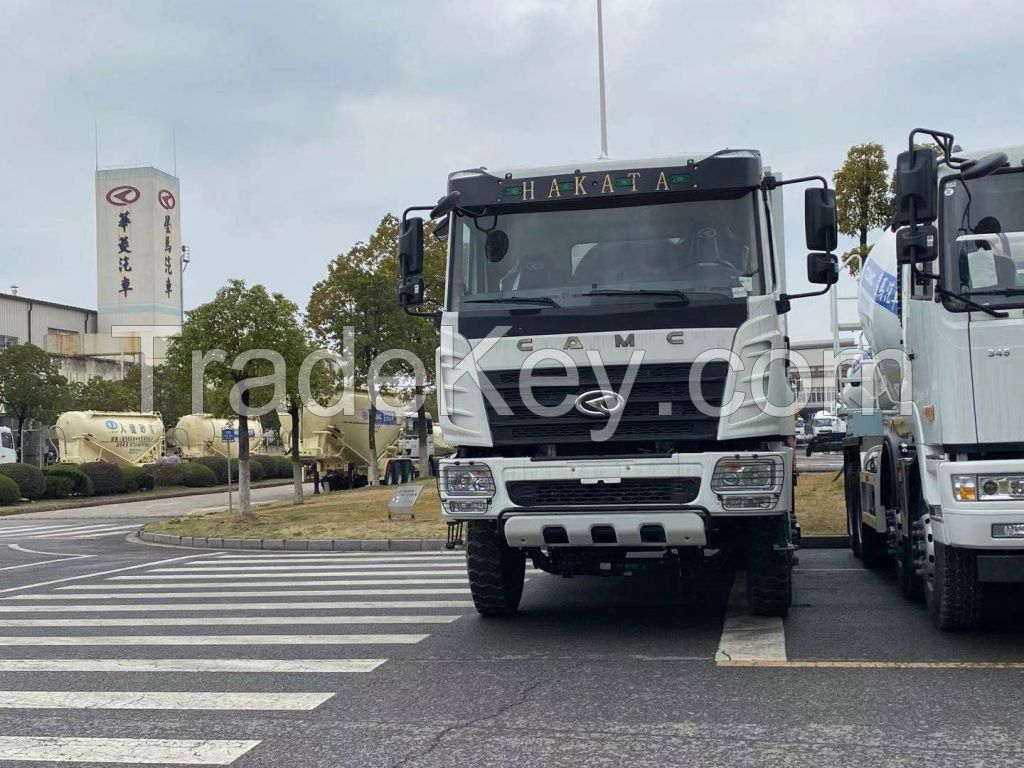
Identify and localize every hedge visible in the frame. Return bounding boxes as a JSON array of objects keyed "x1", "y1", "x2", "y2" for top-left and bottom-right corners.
[
  {"x1": 79, "y1": 462, "x2": 124, "y2": 496},
  {"x1": 44, "y1": 474, "x2": 75, "y2": 499},
  {"x1": 147, "y1": 462, "x2": 185, "y2": 487},
  {"x1": 275, "y1": 456, "x2": 296, "y2": 479},
  {"x1": 0, "y1": 475, "x2": 19, "y2": 506},
  {"x1": 0, "y1": 463, "x2": 46, "y2": 501},
  {"x1": 120, "y1": 465, "x2": 154, "y2": 493},
  {"x1": 252, "y1": 455, "x2": 282, "y2": 479},
  {"x1": 247, "y1": 459, "x2": 266, "y2": 482},
  {"x1": 43, "y1": 466, "x2": 93, "y2": 497},
  {"x1": 181, "y1": 461, "x2": 217, "y2": 488},
  {"x1": 191, "y1": 456, "x2": 239, "y2": 485}
]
